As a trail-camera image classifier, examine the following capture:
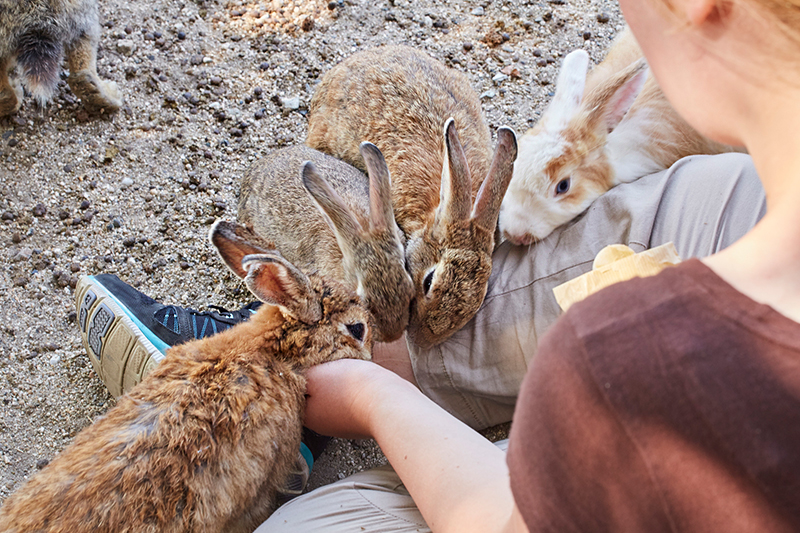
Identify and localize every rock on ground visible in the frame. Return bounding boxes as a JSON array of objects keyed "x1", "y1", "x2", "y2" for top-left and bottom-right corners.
[{"x1": 0, "y1": 0, "x2": 624, "y2": 502}]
